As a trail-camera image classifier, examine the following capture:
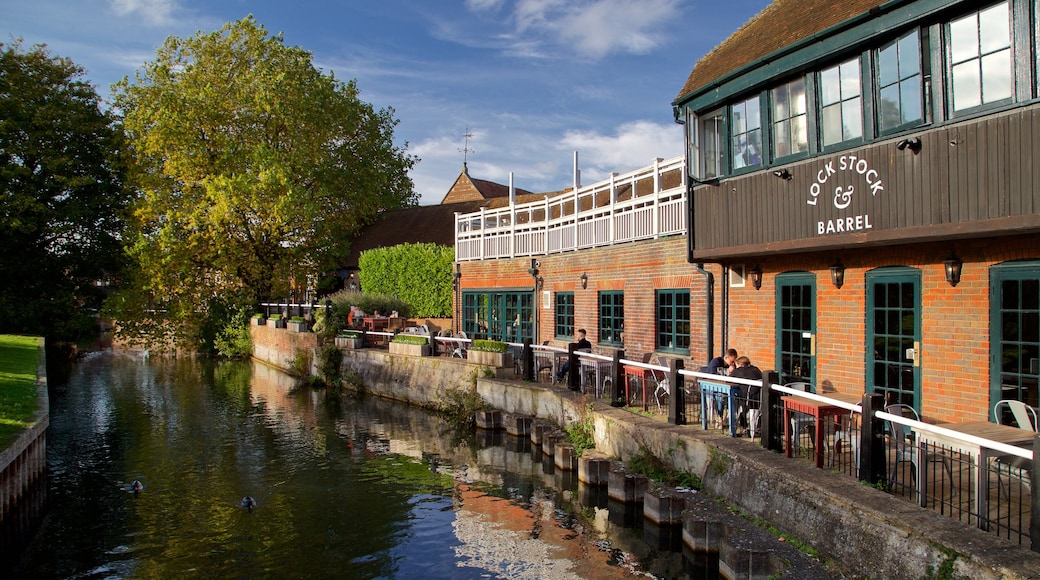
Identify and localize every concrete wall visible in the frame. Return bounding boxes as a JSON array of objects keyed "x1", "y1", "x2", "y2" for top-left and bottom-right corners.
[
  {"x1": 0, "y1": 338, "x2": 48, "y2": 525},
  {"x1": 252, "y1": 325, "x2": 1040, "y2": 579}
]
